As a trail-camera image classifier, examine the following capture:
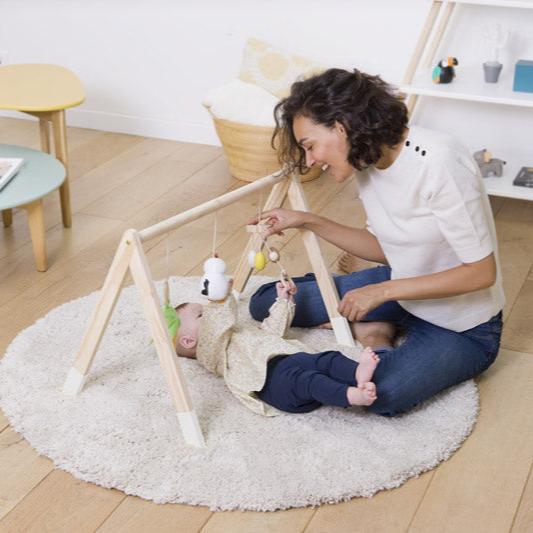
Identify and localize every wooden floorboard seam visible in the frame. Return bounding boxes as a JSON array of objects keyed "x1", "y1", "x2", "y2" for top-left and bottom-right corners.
[{"x1": 510, "y1": 456, "x2": 533, "y2": 532}]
